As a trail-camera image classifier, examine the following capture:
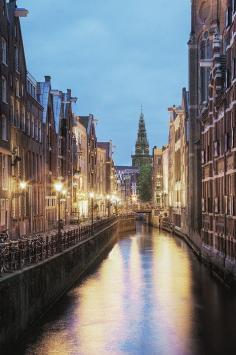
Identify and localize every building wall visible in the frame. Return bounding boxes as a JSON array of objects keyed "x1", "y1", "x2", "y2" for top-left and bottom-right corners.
[
  {"x1": 0, "y1": 0, "x2": 12, "y2": 233},
  {"x1": 168, "y1": 104, "x2": 188, "y2": 235},
  {"x1": 96, "y1": 147, "x2": 107, "y2": 217},
  {"x1": 162, "y1": 145, "x2": 169, "y2": 210},
  {"x1": 188, "y1": 0, "x2": 227, "y2": 236},
  {"x1": 152, "y1": 147, "x2": 163, "y2": 207},
  {"x1": 72, "y1": 116, "x2": 88, "y2": 219},
  {"x1": 0, "y1": 2, "x2": 45, "y2": 238},
  {"x1": 201, "y1": 3, "x2": 236, "y2": 265}
]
